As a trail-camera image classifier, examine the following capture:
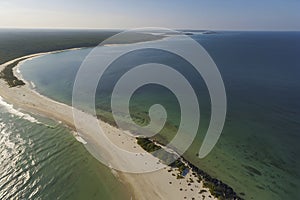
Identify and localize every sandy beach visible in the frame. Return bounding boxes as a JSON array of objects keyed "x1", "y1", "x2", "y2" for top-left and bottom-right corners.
[{"x1": 0, "y1": 51, "x2": 217, "y2": 200}]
